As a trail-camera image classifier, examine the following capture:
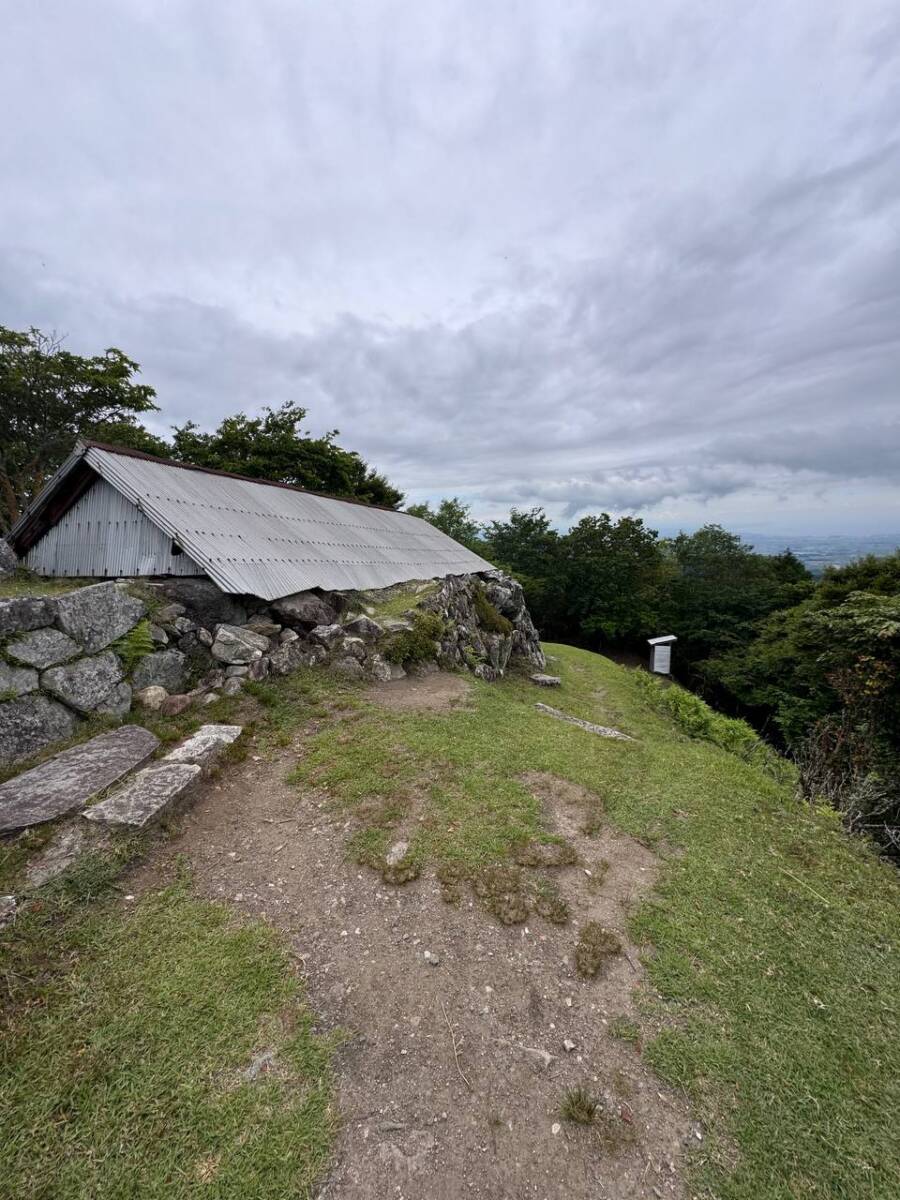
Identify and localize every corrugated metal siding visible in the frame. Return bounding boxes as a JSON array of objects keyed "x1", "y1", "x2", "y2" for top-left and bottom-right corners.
[
  {"x1": 84, "y1": 448, "x2": 495, "y2": 600},
  {"x1": 24, "y1": 478, "x2": 203, "y2": 578}
]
